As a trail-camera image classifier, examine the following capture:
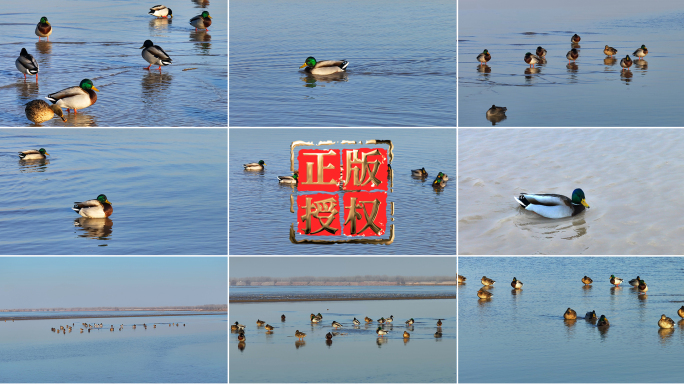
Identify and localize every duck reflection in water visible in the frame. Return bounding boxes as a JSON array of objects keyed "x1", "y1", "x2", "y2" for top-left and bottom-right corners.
[
  {"x1": 376, "y1": 337, "x2": 388, "y2": 347},
  {"x1": 325, "y1": 339, "x2": 332, "y2": 347},
  {"x1": 301, "y1": 72, "x2": 348, "y2": 88},
  {"x1": 634, "y1": 60, "x2": 648, "y2": 70},
  {"x1": 149, "y1": 17, "x2": 172, "y2": 32},
  {"x1": 604, "y1": 57, "x2": 617, "y2": 66},
  {"x1": 566, "y1": 63, "x2": 578, "y2": 72},
  {"x1": 295, "y1": 340, "x2": 306, "y2": 349},
  {"x1": 190, "y1": 30, "x2": 211, "y2": 54},
  {"x1": 35, "y1": 41, "x2": 51, "y2": 55},
  {"x1": 486, "y1": 105, "x2": 507, "y2": 126},
  {"x1": 74, "y1": 217, "x2": 113, "y2": 240},
  {"x1": 477, "y1": 64, "x2": 491, "y2": 74},
  {"x1": 237, "y1": 341, "x2": 245, "y2": 352},
  {"x1": 658, "y1": 328, "x2": 674, "y2": 343},
  {"x1": 142, "y1": 71, "x2": 173, "y2": 97},
  {"x1": 191, "y1": 0, "x2": 210, "y2": 7},
  {"x1": 19, "y1": 158, "x2": 49, "y2": 173}
]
